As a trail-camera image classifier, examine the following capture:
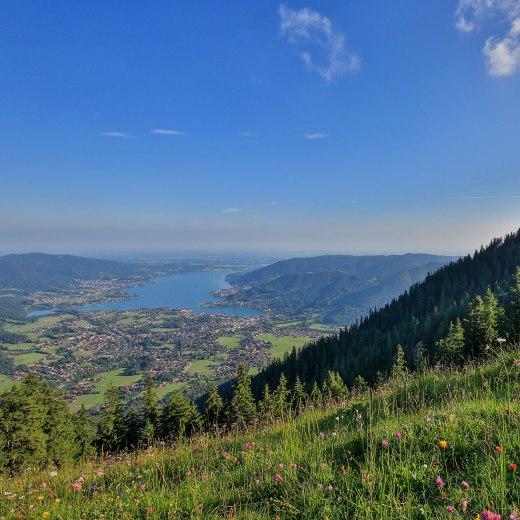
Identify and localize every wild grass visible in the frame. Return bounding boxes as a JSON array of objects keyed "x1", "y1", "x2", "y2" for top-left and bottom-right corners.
[{"x1": 1, "y1": 348, "x2": 518, "y2": 519}]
